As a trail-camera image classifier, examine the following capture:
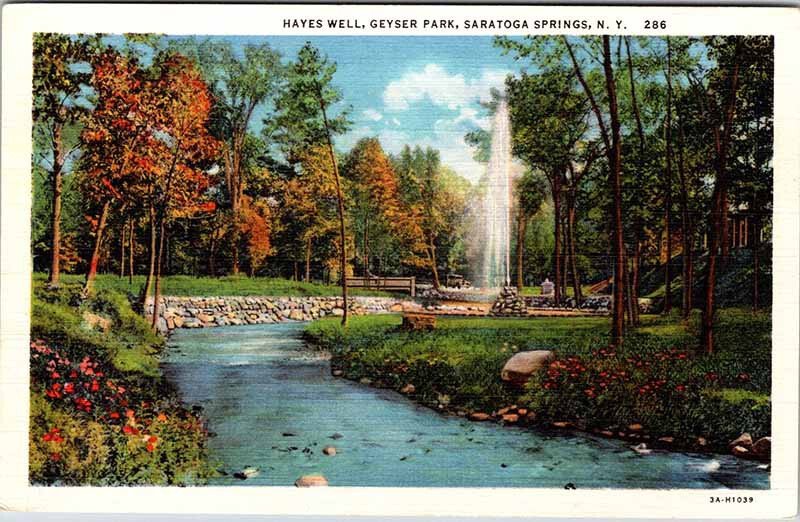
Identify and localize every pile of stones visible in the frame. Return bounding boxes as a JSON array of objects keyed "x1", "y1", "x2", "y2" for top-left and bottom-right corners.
[
  {"x1": 489, "y1": 286, "x2": 527, "y2": 316},
  {"x1": 149, "y1": 295, "x2": 407, "y2": 334}
]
